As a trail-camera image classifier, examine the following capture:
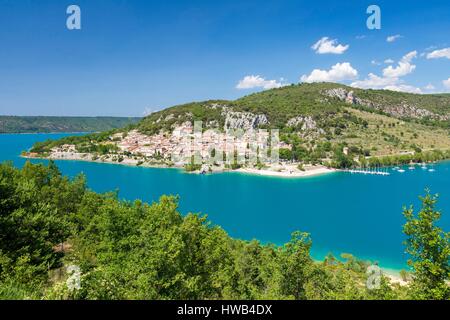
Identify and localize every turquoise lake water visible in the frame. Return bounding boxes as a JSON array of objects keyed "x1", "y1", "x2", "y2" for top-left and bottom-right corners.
[{"x1": 1, "y1": 133, "x2": 449, "y2": 270}]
